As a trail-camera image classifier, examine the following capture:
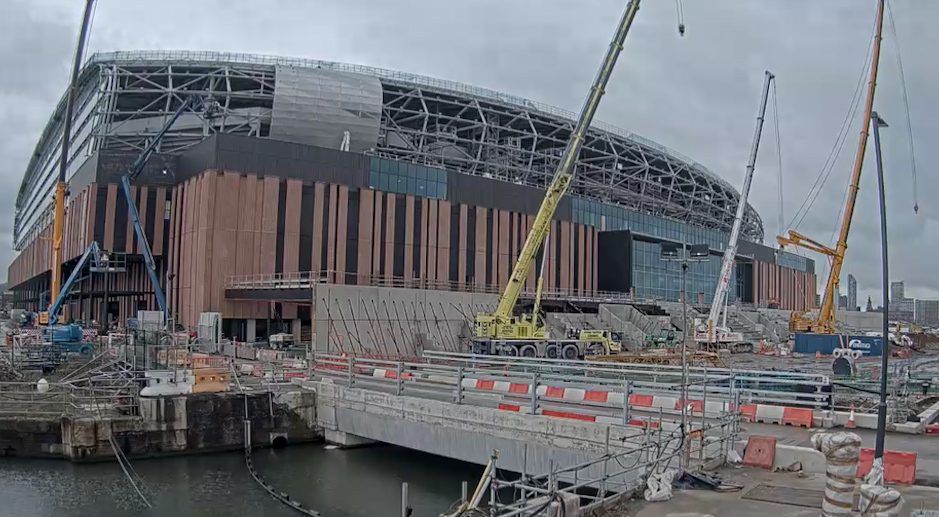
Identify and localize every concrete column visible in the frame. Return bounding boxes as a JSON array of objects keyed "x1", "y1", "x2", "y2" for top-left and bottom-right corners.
[
  {"x1": 246, "y1": 319, "x2": 257, "y2": 343},
  {"x1": 292, "y1": 318, "x2": 302, "y2": 341},
  {"x1": 324, "y1": 429, "x2": 377, "y2": 448}
]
